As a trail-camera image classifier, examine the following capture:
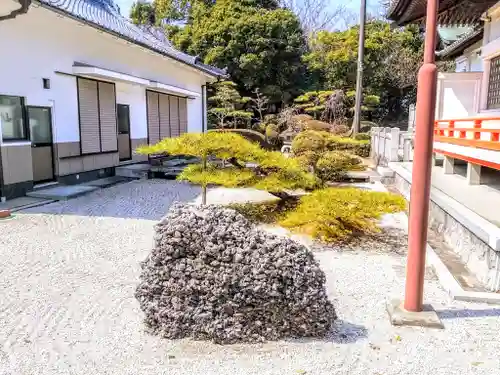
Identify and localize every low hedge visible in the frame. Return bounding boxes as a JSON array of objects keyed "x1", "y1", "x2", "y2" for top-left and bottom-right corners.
[
  {"x1": 280, "y1": 187, "x2": 406, "y2": 242},
  {"x1": 315, "y1": 151, "x2": 363, "y2": 182},
  {"x1": 291, "y1": 130, "x2": 370, "y2": 158},
  {"x1": 329, "y1": 136, "x2": 370, "y2": 157},
  {"x1": 291, "y1": 130, "x2": 331, "y2": 156}
]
